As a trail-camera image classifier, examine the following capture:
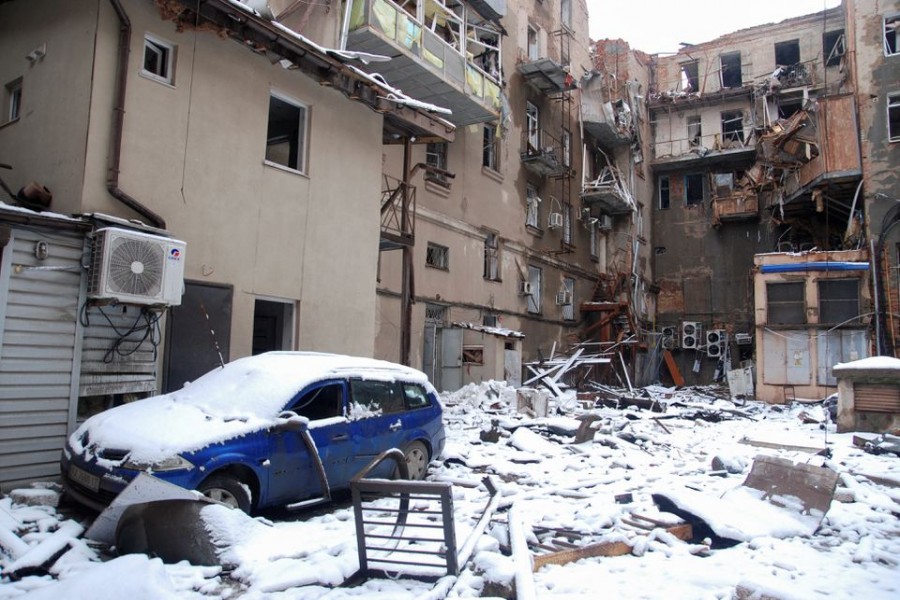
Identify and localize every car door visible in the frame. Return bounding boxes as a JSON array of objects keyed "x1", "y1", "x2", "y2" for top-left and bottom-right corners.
[
  {"x1": 264, "y1": 380, "x2": 355, "y2": 506},
  {"x1": 347, "y1": 378, "x2": 418, "y2": 478}
]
